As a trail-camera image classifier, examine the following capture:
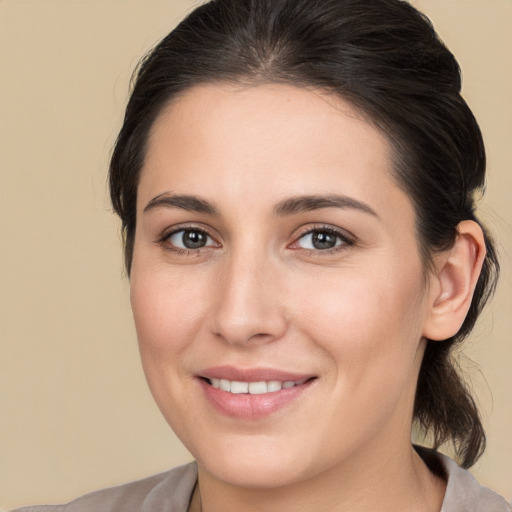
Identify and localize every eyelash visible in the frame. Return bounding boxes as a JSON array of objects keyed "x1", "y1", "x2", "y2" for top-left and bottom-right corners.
[
  {"x1": 157, "y1": 224, "x2": 219, "y2": 255},
  {"x1": 156, "y1": 224, "x2": 356, "y2": 256},
  {"x1": 289, "y1": 224, "x2": 356, "y2": 255}
]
